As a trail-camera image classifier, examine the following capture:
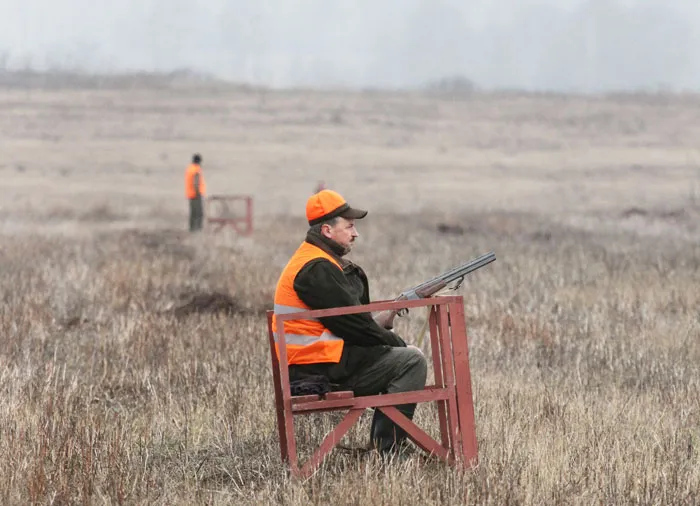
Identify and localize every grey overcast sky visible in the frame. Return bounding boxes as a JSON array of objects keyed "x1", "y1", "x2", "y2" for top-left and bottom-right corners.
[{"x1": 1, "y1": 0, "x2": 698, "y2": 92}]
